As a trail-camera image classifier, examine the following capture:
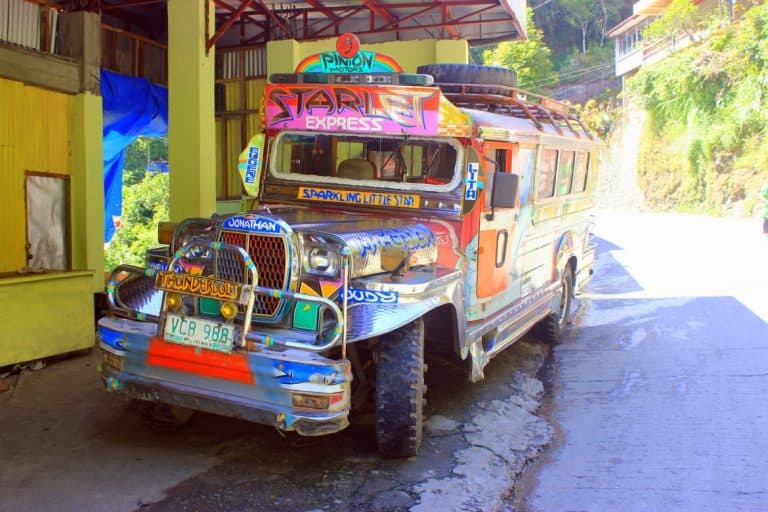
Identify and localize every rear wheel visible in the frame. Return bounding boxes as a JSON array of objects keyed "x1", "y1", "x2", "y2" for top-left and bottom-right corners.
[
  {"x1": 535, "y1": 267, "x2": 573, "y2": 343},
  {"x1": 375, "y1": 318, "x2": 425, "y2": 457}
]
